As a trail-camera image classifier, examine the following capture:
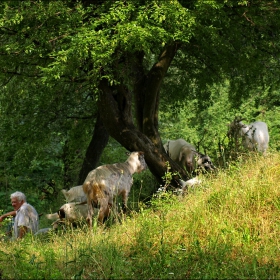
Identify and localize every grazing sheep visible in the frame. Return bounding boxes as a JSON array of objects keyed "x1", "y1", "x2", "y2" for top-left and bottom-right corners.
[
  {"x1": 196, "y1": 153, "x2": 215, "y2": 172},
  {"x1": 179, "y1": 177, "x2": 202, "y2": 192},
  {"x1": 83, "y1": 151, "x2": 147, "y2": 227},
  {"x1": 61, "y1": 185, "x2": 86, "y2": 203},
  {"x1": 46, "y1": 202, "x2": 96, "y2": 229},
  {"x1": 157, "y1": 177, "x2": 202, "y2": 196},
  {"x1": 164, "y1": 139, "x2": 215, "y2": 174},
  {"x1": 164, "y1": 139, "x2": 195, "y2": 173},
  {"x1": 228, "y1": 118, "x2": 269, "y2": 154}
]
